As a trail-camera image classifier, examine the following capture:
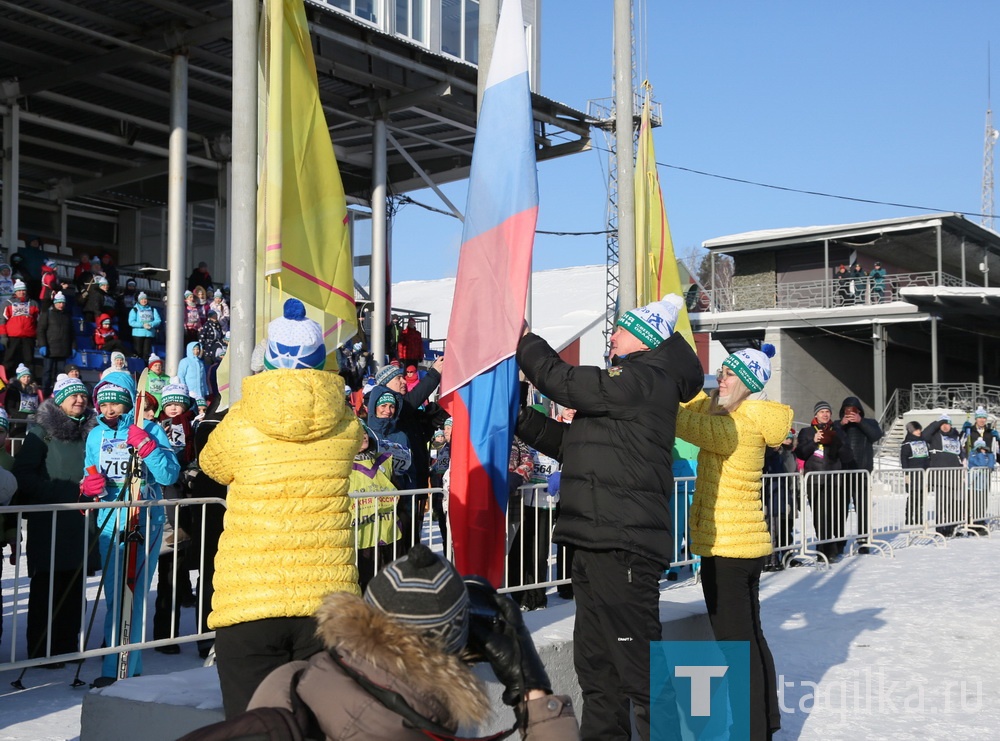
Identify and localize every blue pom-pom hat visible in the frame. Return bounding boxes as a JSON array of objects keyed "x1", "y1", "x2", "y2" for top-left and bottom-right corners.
[{"x1": 263, "y1": 298, "x2": 327, "y2": 371}]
